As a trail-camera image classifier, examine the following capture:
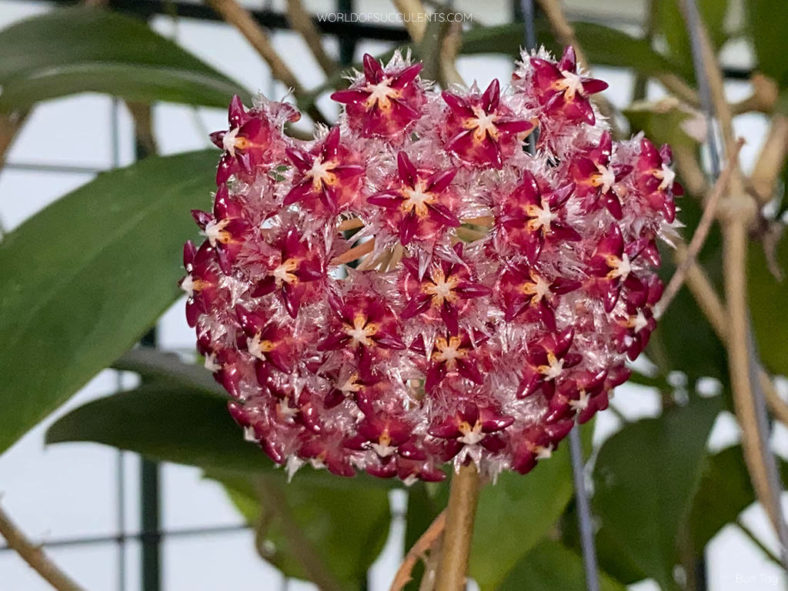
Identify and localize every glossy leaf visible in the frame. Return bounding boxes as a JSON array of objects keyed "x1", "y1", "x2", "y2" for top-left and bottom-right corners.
[
  {"x1": 0, "y1": 7, "x2": 247, "y2": 110},
  {"x1": 748, "y1": 232, "x2": 788, "y2": 376},
  {"x1": 690, "y1": 444, "x2": 788, "y2": 555},
  {"x1": 0, "y1": 150, "x2": 216, "y2": 453},
  {"x1": 498, "y1": 540, "x2": 627, "y2": 591},
  {"x1": 747, "y1": 0, "x2": 788, "y2": 86},
  {"x1": 469, "y1": 423, "x2": 592, "y2": 590},
  {"x1": 46, "y1": 386, "x2": 268, "y2": 472},
  {"x1": 217, "y1": 473, "x2": 391, "y2": 591},
  {"x1": 592, "y1": 396, "x2": 723, "y2": 590},
  {"x1": 460, "y1": 21, "x2": 678, "y2": 77},
  {"x1": 46, "y1": 384, "x2": 396, "y2": 491},
  {"x1": 656, "y1": 0, "x2": 729, "y2": 80}
]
